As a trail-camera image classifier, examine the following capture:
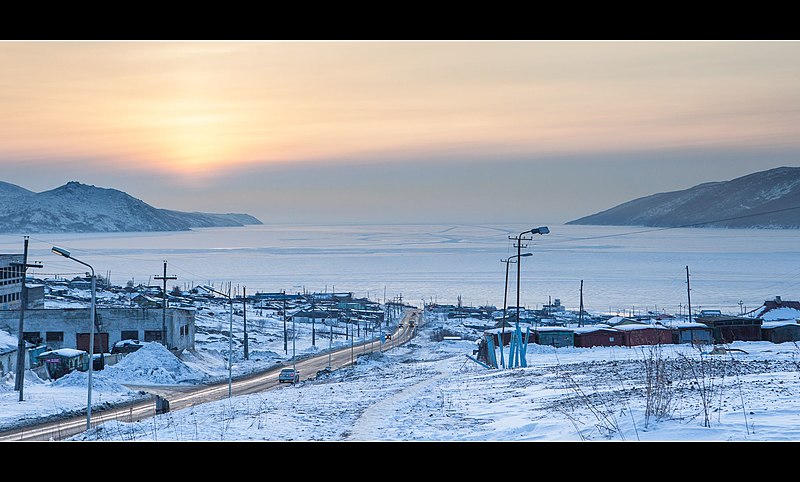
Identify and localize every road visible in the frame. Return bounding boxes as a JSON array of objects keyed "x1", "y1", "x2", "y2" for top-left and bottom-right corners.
[{"x1": 0, "y1": 309, "x2": 421, "y2": 441}]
